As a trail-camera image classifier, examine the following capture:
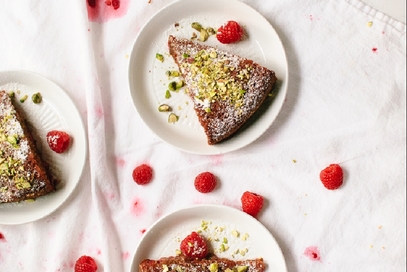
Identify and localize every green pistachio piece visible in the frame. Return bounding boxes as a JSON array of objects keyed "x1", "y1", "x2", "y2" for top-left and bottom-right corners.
[
  {"x1": 236, "y1": 266, "x2": 248, "y2": 272},
  {"x1": 156, "y1": 53, "x2": 164, "y2": 62},
  {"x1": 7, "y1": 135, "x2": 17, "y2": 146},
  {"x1": 165, "y1": 90, "x2": 171, "y2": 99},
  {"x1": 168, "y1": 81, "x2": 177, "y2": 91},
  {"x1": 31, "y1": 92, "x2": 42, "y2": 104},
  {"x1": 191, "y1": 22, "x2": 203, "y2": 31},
  {"x1": 158, "y1": 104, "x2": 171, "y2": 112},
  {"x1": 209, "y1": 263, "x2": 218, "y2": 272},
  {"x1": 199, "y1": 29, "x2": 209, "y2": 42},
  {"x1": 19, "y1": 95, "x2": 28, "y2": 103},
  {"x1": 168, "y1": 113, "x2": 179, "y2": 123}
]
